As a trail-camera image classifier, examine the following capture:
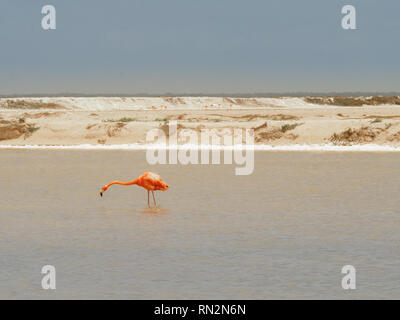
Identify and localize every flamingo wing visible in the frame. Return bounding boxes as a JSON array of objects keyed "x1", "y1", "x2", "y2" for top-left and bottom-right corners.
[{"x1": 138, "y1": 172, "x2": 163, "y2": 191}]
